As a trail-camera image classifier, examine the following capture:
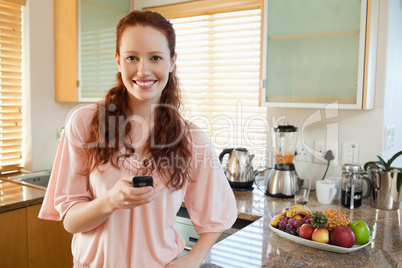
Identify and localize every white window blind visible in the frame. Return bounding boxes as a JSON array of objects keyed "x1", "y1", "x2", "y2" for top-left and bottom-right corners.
[
  {"x1": 149, "y1": 2, "x2": 268, "y2": 165},
  {"x1": 0, "y1": 0, "x2": 24, "y2": 172}
]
